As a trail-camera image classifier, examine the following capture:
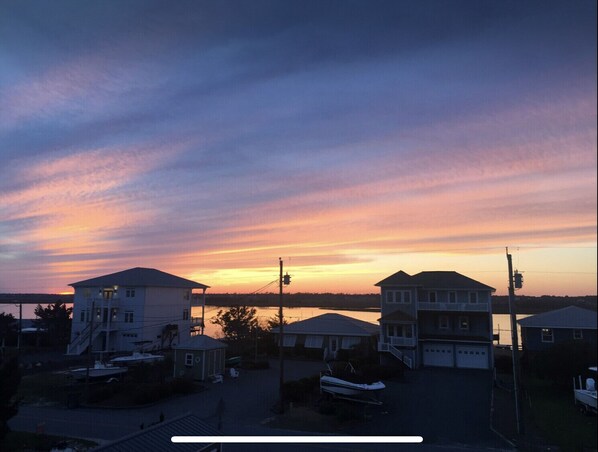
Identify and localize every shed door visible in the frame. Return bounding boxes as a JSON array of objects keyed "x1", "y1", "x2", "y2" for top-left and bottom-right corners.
[
  {"x1": 455, "y1": 345, "x2": 489, "y2": 369},
  {"x1": 422, "y1": 343, "x2": 454, "y2": 367}
]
